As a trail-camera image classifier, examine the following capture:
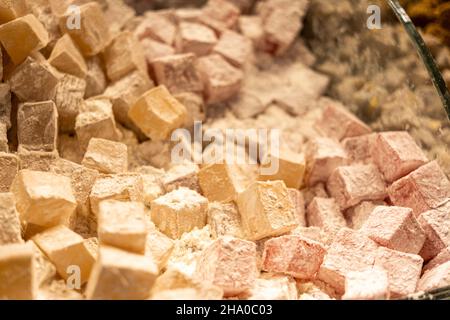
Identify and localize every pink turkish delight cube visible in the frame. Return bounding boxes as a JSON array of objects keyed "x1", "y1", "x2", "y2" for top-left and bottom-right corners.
[
  {"x1": 288, "y1": 188, "x2": 306, "y2": 227},
  {"x1": 196, "y1": 236, "x2": 257, "y2": 296},
  {"x1": 342, "y1": 267, "x2": 389, "y2": 300},
  {"x1": 315, "y1": 101, "x2": 372, "y2": 141},
  {"x1": 213, "y1": 30, "x2": 253, "y2": 67},
  {"x1": 372, "y1": 131, "x2": 428, "y2": 183},
  {"x1": 418, "y1": 261, "x2": 450, "y2": 292},
  {"x1": 262, "y1": 235, "x2": 326, "y2": 280},
  {"x1": 423, "y1": 247, "x2": 450, "y2": 273},
  {"x1": 361, "y1": 206, "x2": 426, "y2": 255},
  {"x1": 341, "y1": 133, "x2": 378, "y2": 165},
  {"x1": 388, "y1": 161, "x2": 450, "y2": 217},
  {"x1": 327, "y1": 164, "x2": 387, "y2": 210},
  {"x1": 417, "y1": 200, "x2": 450, "y2": 261},
  {"x1": 306, "y1": 197, "x2": 347, "y2": 231},
  {"x1": 196, "y1": 54, "x2": 243, "y2": 104},
  {"x1": 305, "y1": 137, "x2": 349, "y2": 187},
  {"x1": 317, "y1": 228, "x2": 379, "y2": 294},
  {"x1": 374, "y1": 246, "x2": 423, "y2": 298}
]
